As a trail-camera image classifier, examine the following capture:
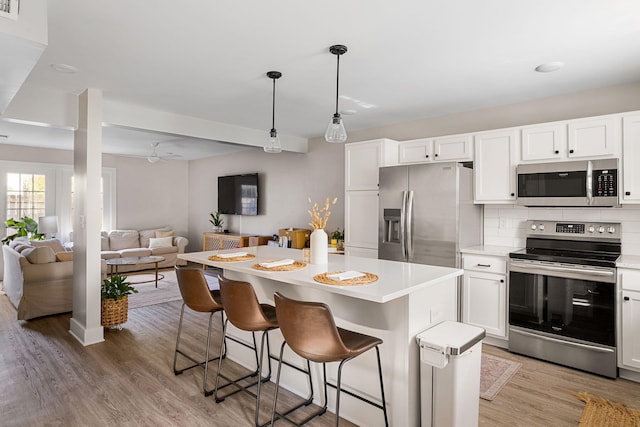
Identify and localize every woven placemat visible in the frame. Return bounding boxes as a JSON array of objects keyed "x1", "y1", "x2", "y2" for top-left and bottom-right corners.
[
  {"x1": 252, "y1": 260, "x2": 307, "y2": 271},
  {"x1": 313, "y1": 271, "x2": 378, "y2": 286},
  {"x1": 575, "y1": 392, "x2": 640, "y2": 427},
  {"x1": 208, "y1": 254, "x2": 256, "y2": 262}
]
